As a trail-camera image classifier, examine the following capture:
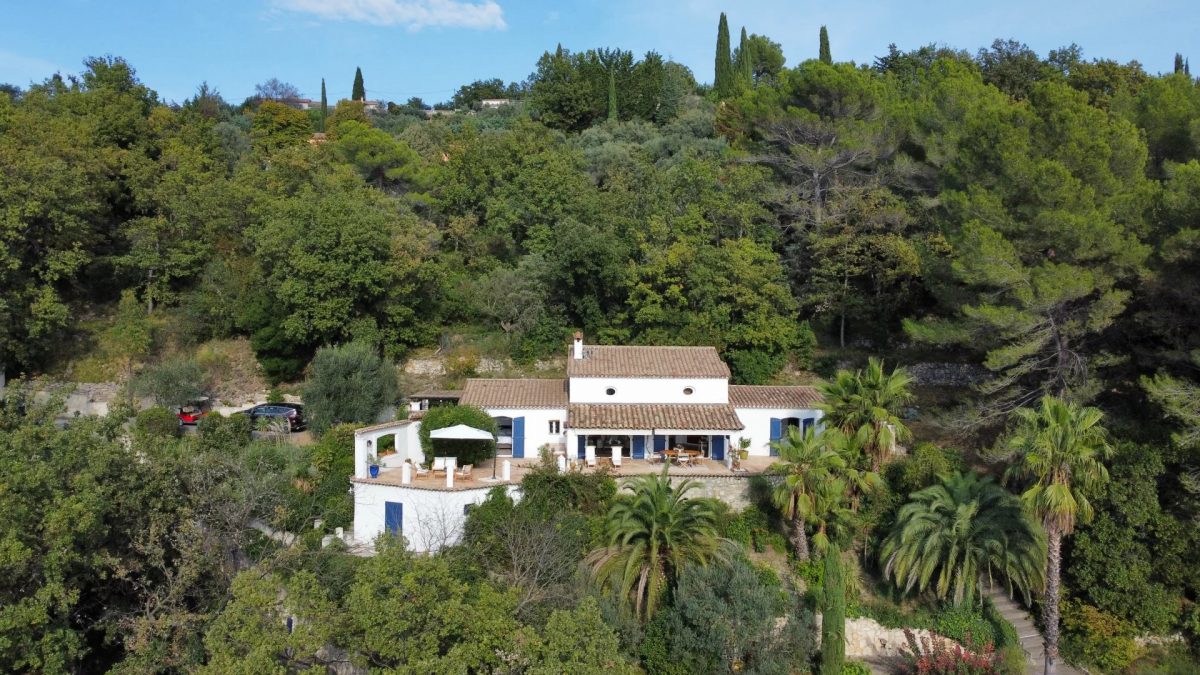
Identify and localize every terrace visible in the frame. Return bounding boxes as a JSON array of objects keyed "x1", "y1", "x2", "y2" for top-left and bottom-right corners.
[{"x1": 351, "y1": 454, "x2": 781, "y2": 491}]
